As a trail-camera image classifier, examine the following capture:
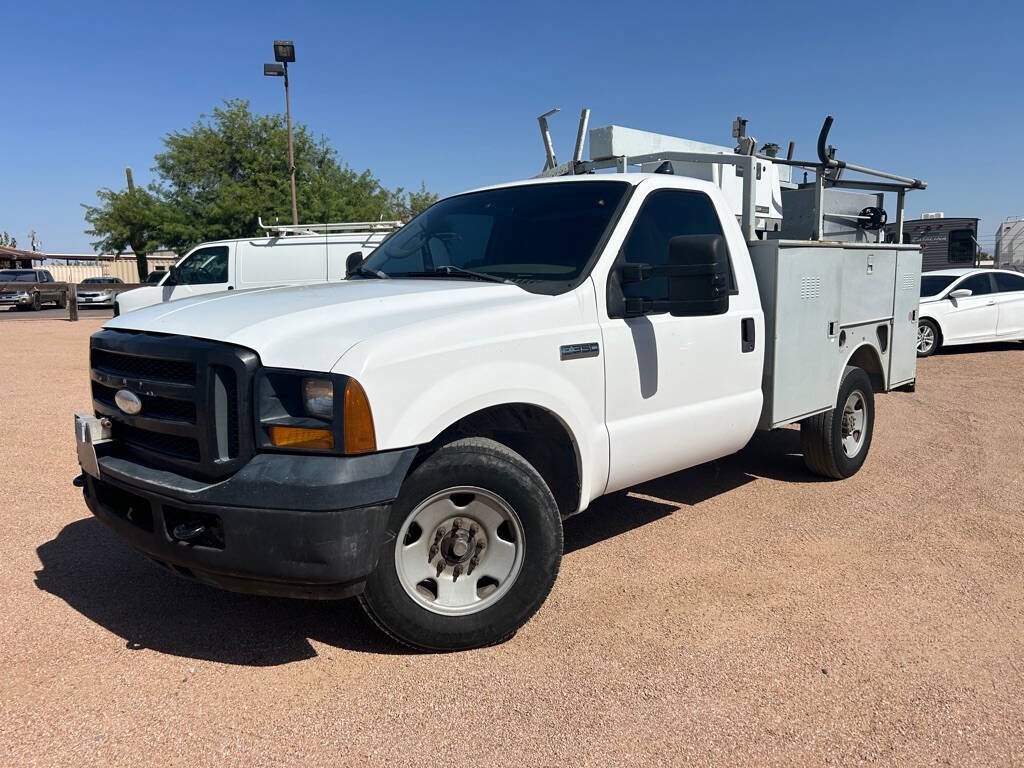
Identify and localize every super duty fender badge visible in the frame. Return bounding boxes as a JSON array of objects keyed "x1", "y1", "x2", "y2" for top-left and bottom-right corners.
[{"x1": 559, "y1": 342, "x2": 600, "y2": 361}]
